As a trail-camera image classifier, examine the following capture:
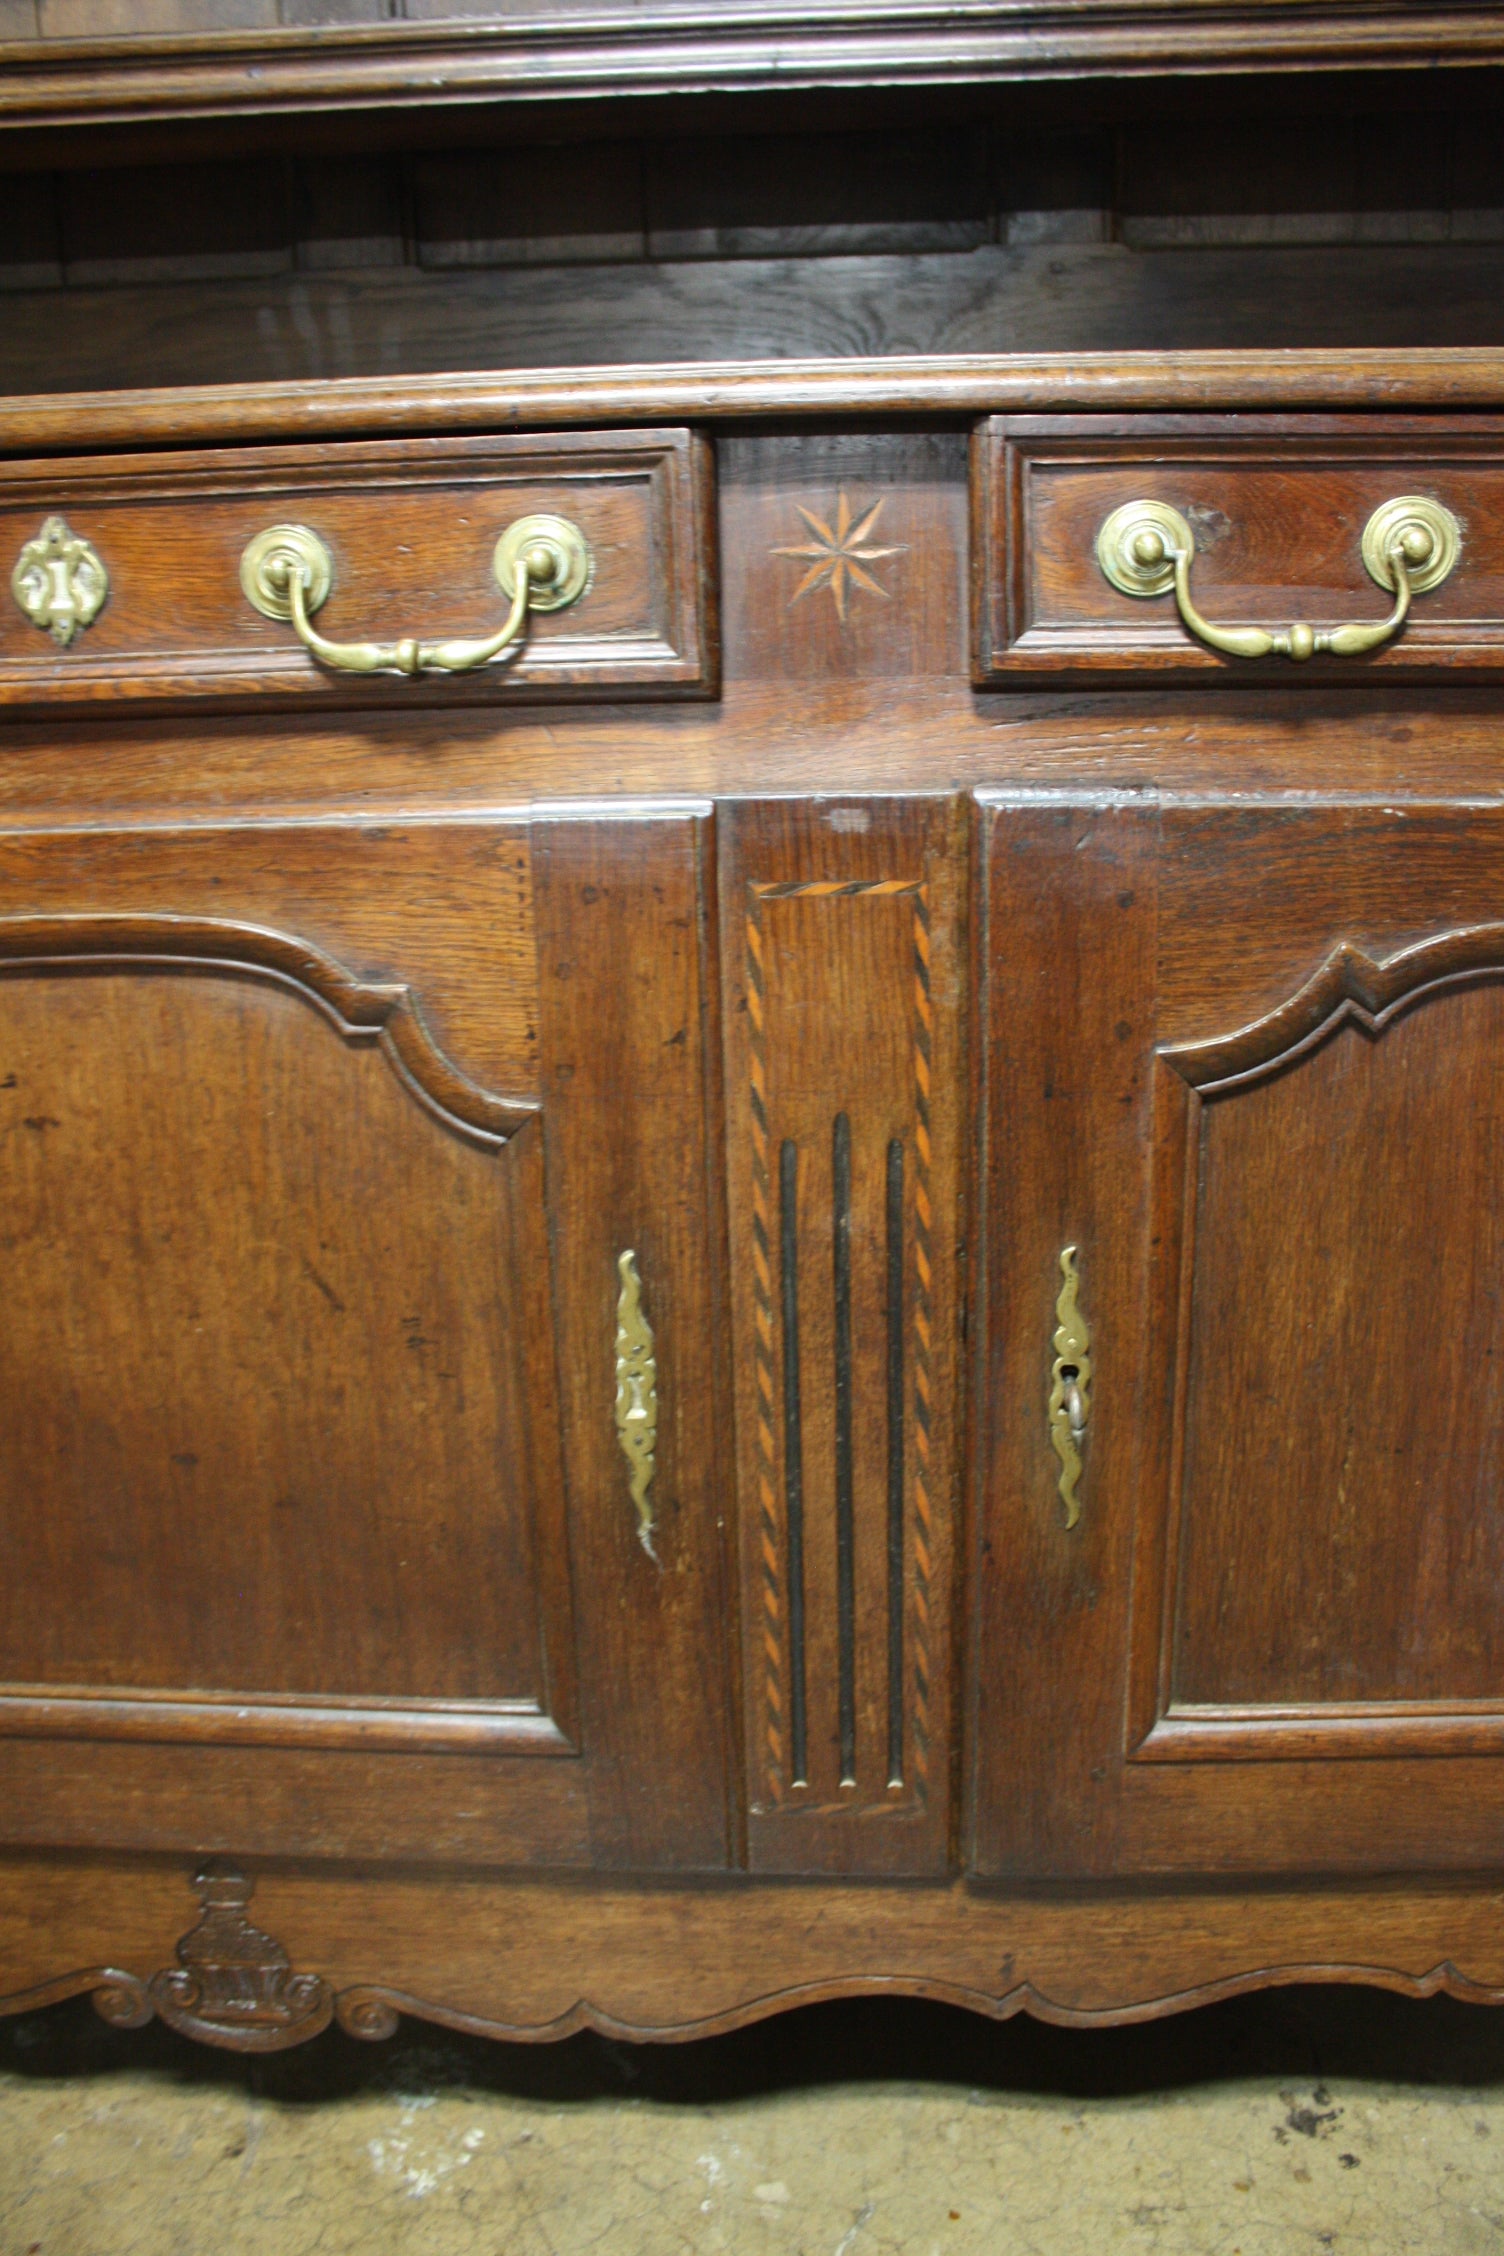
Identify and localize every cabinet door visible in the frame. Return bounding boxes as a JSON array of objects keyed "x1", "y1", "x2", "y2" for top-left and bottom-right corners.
[
  {"x1": 976, "y1": 790, "x2": 1504, "y2": 1878},
  {"x1": 0, "y1": 803, "x2": 733, "y2": 1870}
]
